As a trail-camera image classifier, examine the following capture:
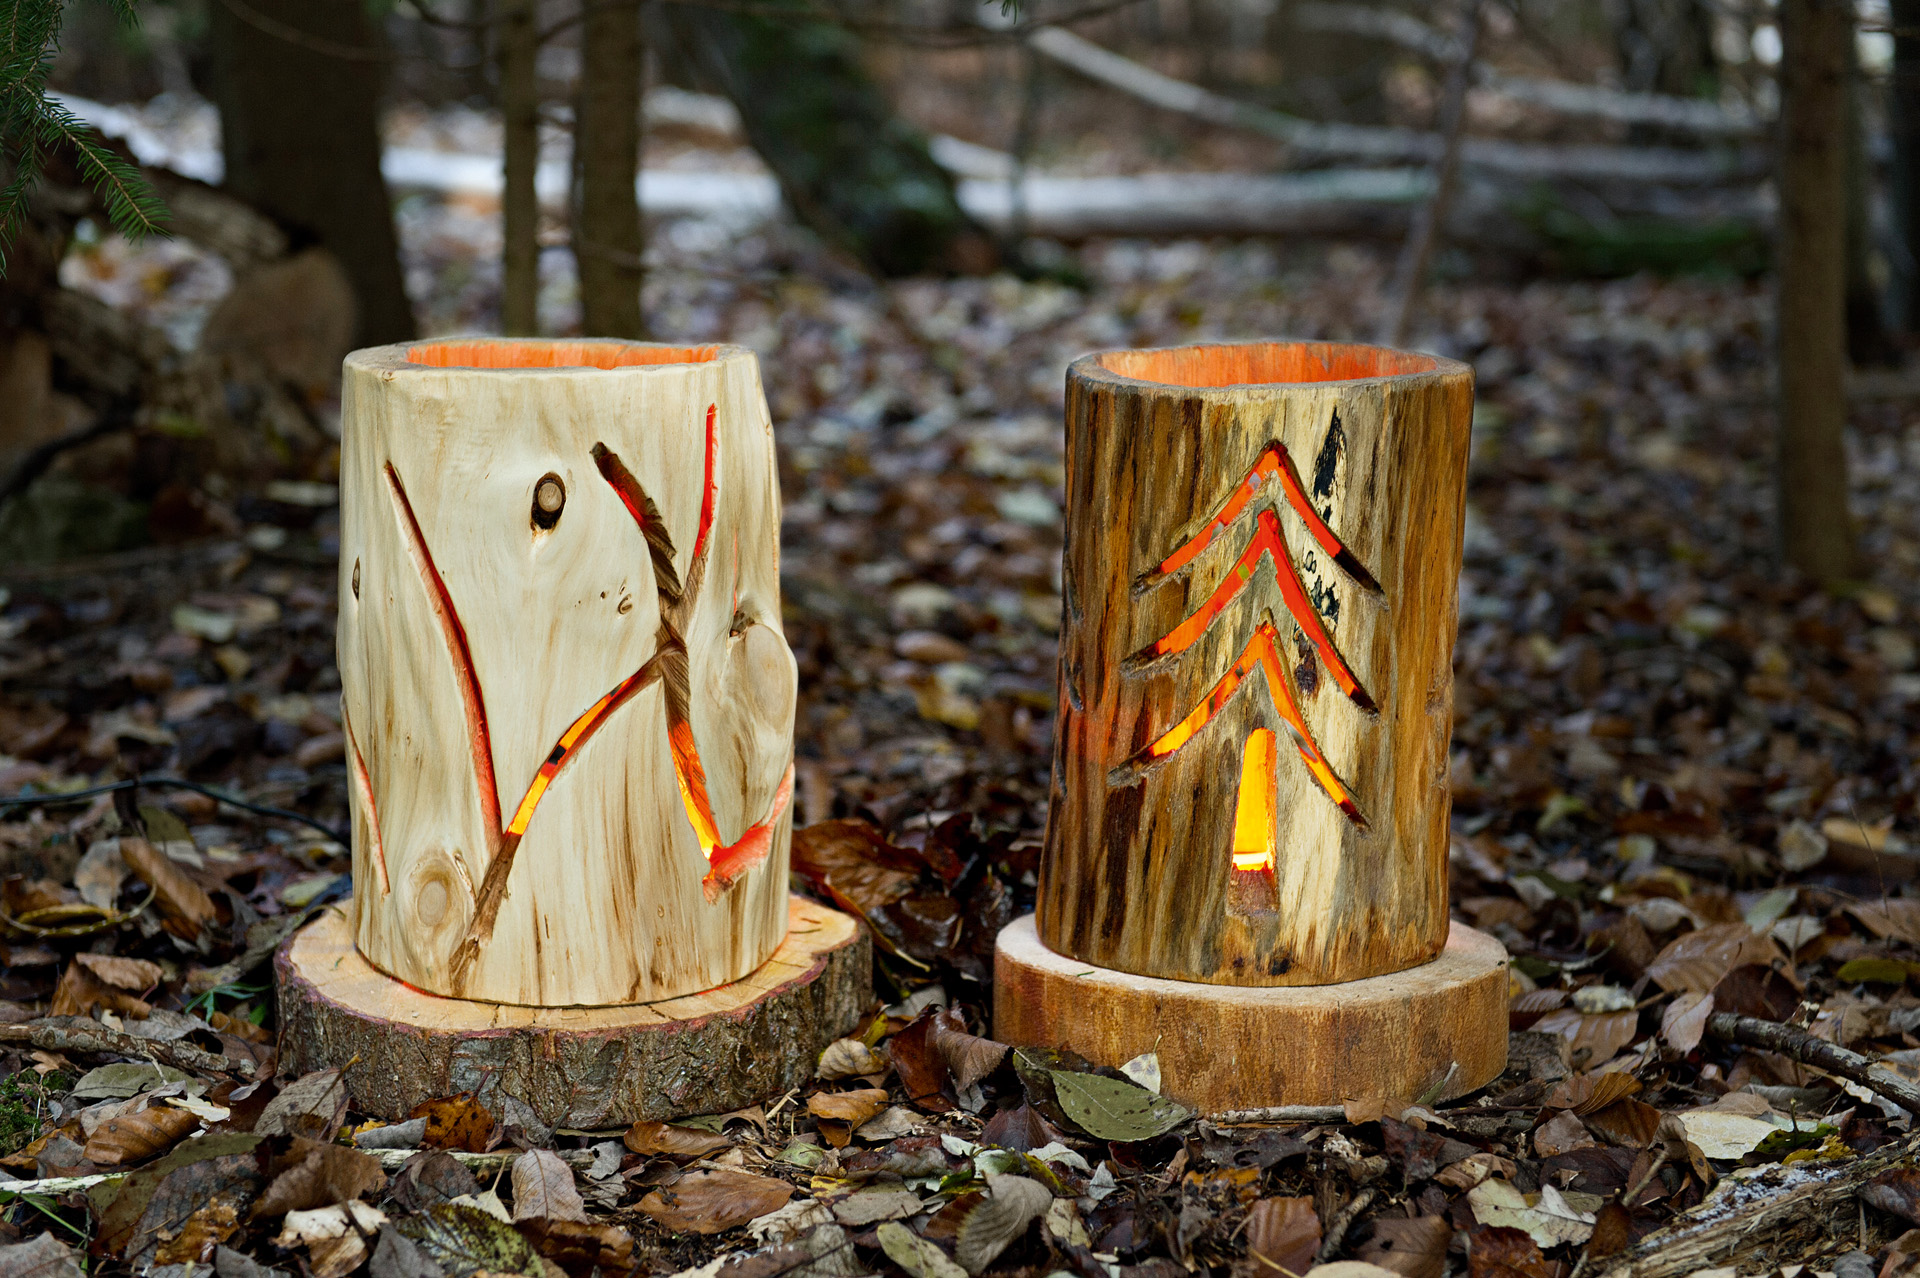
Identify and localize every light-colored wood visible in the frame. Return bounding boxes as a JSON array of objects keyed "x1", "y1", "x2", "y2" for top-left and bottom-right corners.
[
  {"x1": 338, "y1": 338, "x2": 797, "y2": 1006},
  {"x1": 277, "y1": 895, "x2": 870, "y2": 1127},
  {"x1": 1042, "y1": 341, "x2": 1474, "y2": 987},
  {"x1": 994, "y1": 914, "x2": 1507, "y2": 1112}
]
